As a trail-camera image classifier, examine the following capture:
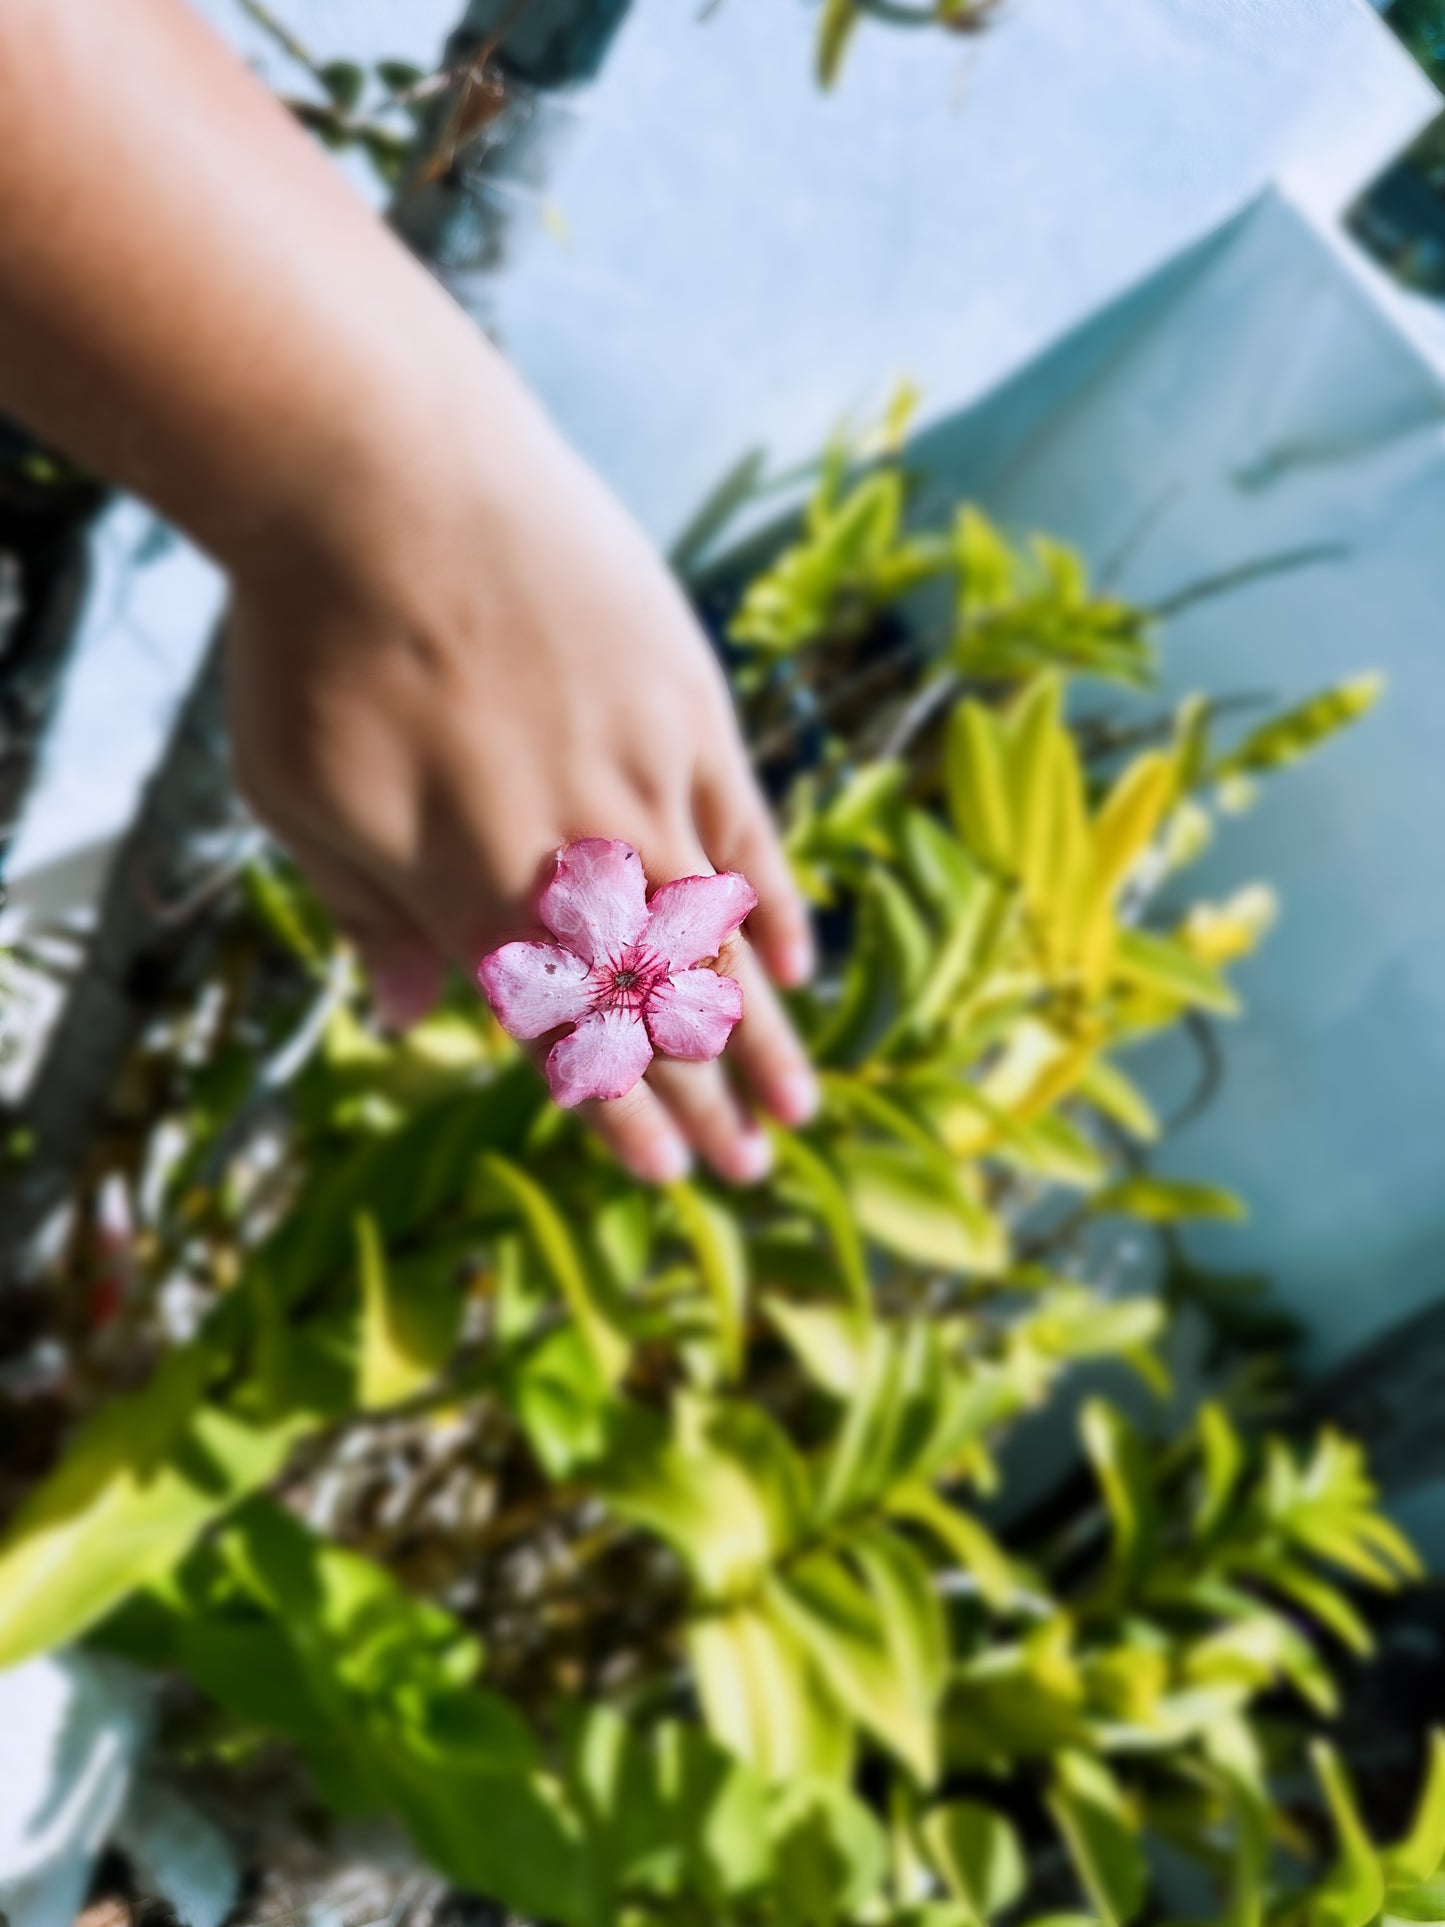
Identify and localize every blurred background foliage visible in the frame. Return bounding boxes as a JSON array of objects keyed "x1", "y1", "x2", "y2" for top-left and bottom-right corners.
[
  {"x1": 1353, "y1": 0, "x2": 1445, "y2": 291},
  {"x1": 0, "y1": 400, "x2": 1430, "y2": 1927}
]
